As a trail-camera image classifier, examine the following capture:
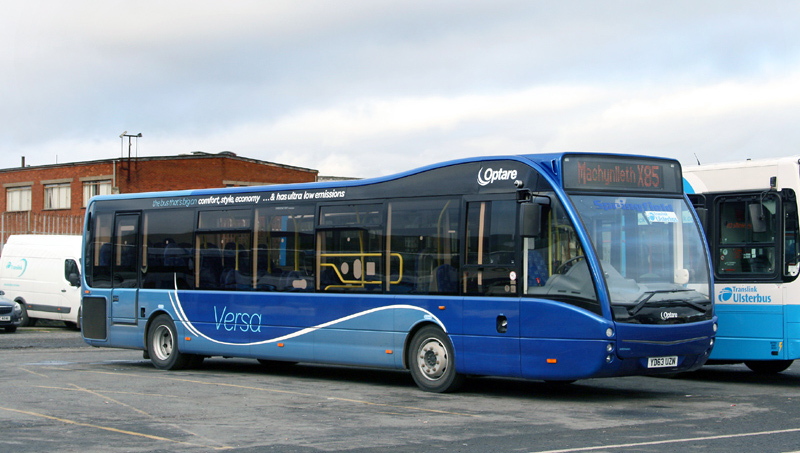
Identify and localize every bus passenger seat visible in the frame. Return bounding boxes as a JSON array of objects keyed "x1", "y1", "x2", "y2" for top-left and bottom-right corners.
[
  {"x1": 99, "y1": 243, "x2": 112, "y2": 267},
  {"x1": 432, "y1": 264, "x2": 457, "y2": 293}
]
